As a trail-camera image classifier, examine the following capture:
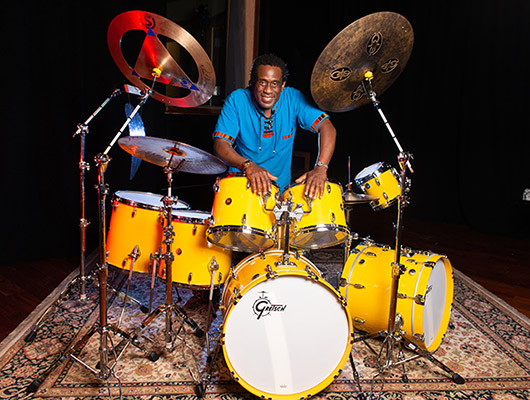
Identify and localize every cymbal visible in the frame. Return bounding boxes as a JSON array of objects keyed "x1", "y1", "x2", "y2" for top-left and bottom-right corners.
[
  {"x1": 118, "y1": 136, "x2": 227, "y2": 175},
  {"x1": 311, "y1": 12, "x2": 414, "y2": 112},
  {"x1": 108, "y1": 10, "x2": 216, "y2": 108},
  {"x1": 343, "y1": 189, "x2": 379, "y2": 204}
]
